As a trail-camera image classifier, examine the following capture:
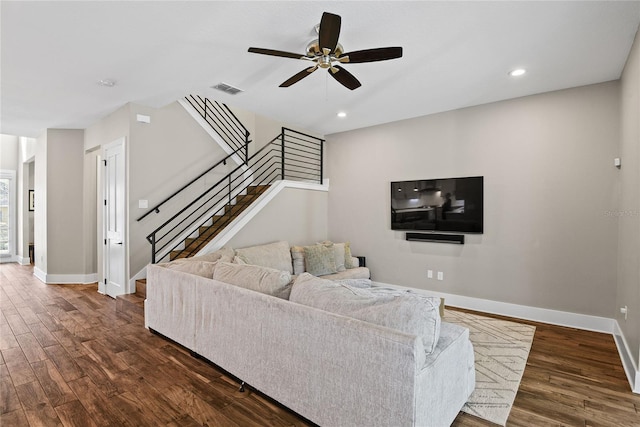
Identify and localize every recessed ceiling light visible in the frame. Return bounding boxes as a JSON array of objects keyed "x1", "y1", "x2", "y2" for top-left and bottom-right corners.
[
  {"x1": 98, "y1": 79, "x2": 117, "y2": 87},
  {"x1": 337, "y1": 111, "x2": 347, "y2": 118},
  {"x1": 509, "y1": 68, "x2": 526, "y2": 77}
]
